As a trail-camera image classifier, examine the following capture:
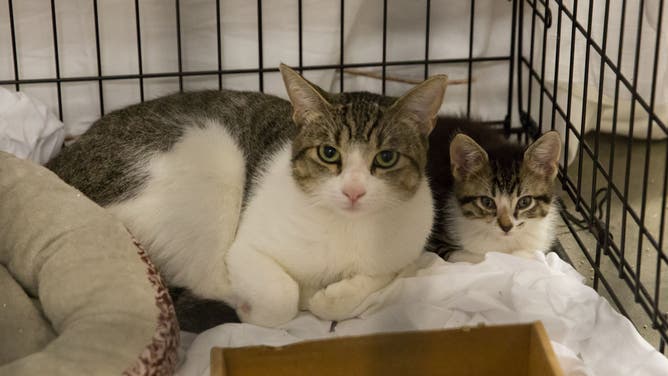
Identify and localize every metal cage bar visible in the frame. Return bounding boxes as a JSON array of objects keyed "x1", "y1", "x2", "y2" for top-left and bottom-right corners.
[
  {"x1": 381, "y1": 0, "x2": 387, "y2": 95},
  {"x1": 175, "y1": 0, "x2": 184, "y2": 92},
  {"x1": 0, "y1": 56, "x2": 512, "y2": 87},
  {"x1": 423, "y1": 0, "x2": 431, "y2": 80},
  {"x1": 49, "y1": 0, "x2": 63, "y2": 120},
  {"x1": 339, "y1": 0, "x2": 345, "y2": 92},
  {"x1": 216, "y1": 0, "x2": 222, "y2": 89},
  {"x1": 8, "y1": 0, "x2": 19, "y2": 92},
  {"x1": 92, "y1": 0, "x2": 104, "y2": 115},
  {"x1": 641, "y1": 0, "x2": 665, "y2": 345},
  {"x1": 466, "y1": 0, "x2": 474, "y2": 118},
  {"x1": 298, "y1": 0, "x2": 303, "y2": 74},
  {"x1": 589, "y1": 0, "x2": 611, "y2": 292},
  {"x1": 256, "y1": 0, "x2": 264, "y2": 92},
  {"x1": 134, "y1": 0, "x2": 145, "y2": 101}
]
